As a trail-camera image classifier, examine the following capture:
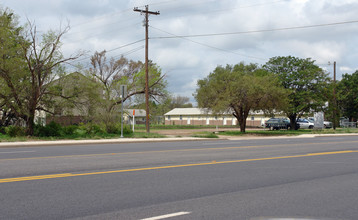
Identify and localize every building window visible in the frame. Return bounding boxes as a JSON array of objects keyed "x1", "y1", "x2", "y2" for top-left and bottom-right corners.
[
  {"x1": 251, "y1": 116, "x2": 254, "y2": 121},
  {"x1": 179, "y1": 115, "x2": 182, "y2": 120},
  {"x1": 167, "y1": 115, "x2": 171, "y2": 120},
  {"x1": 215, "y1": 116, "x2": 217, "y2": 120}
]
